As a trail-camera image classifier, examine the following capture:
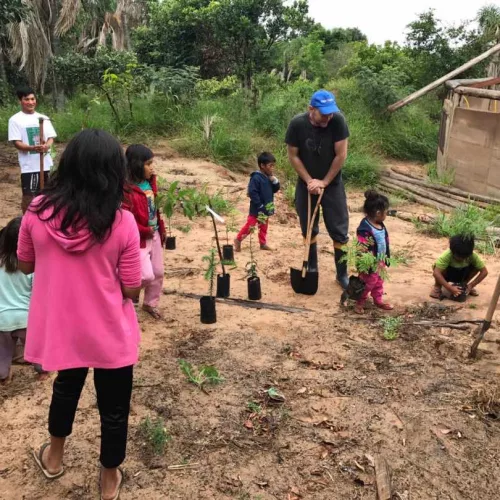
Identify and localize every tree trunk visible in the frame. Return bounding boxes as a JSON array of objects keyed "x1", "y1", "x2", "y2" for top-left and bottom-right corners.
[
  {"x1": 0, "y1": 43, "x2": 7, "y2": 84},
  {"x1": 49, "y1": 0, "x2": 65, "y2": 109}
]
